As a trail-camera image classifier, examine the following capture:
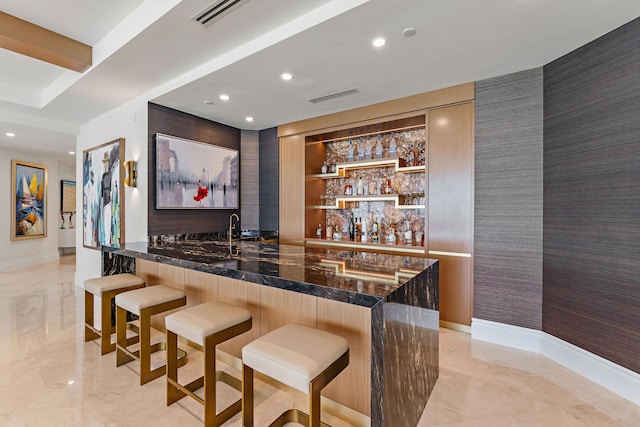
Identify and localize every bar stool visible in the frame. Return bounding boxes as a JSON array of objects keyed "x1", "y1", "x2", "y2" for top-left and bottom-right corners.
[
  {"x1": 165, "y1": 301, "x2": 252, "y2": 427},
  {"x1": 84, "y1": 273, "x2": 145, "y2": 355},
  {"x1": 115, "y1": 285, "x2": 187, "y2": 385},
  {"x1": 242, "y1": 323, "x2": 349, "y2": 427}
]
